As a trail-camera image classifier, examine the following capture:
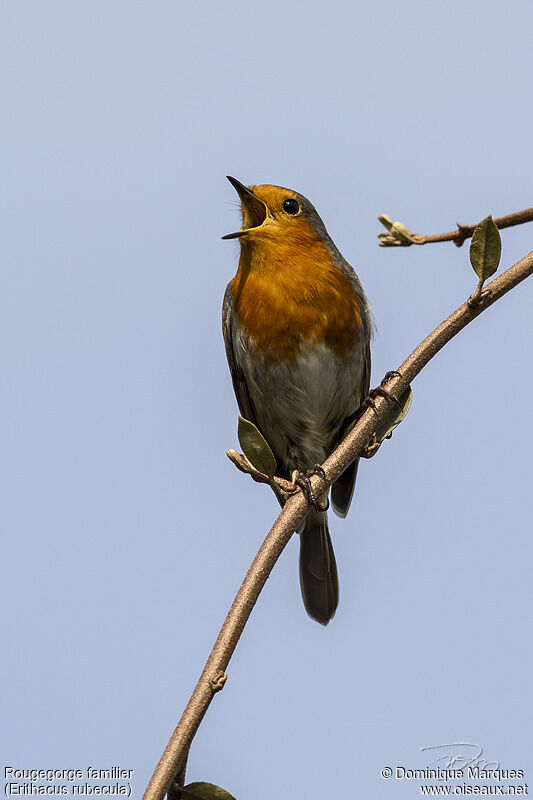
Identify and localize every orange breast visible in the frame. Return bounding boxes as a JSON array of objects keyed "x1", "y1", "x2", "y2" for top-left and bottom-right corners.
[{"x1": 229, "y1": 231, "x2": 361, "y2": 361}]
